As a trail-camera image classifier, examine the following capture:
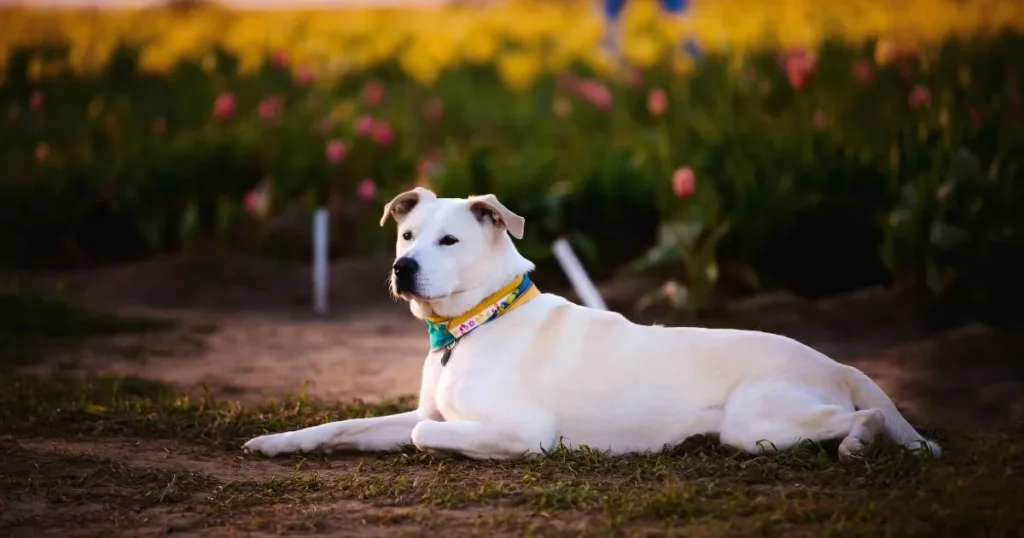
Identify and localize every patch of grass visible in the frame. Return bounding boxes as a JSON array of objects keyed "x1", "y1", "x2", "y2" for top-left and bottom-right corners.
[
  {"x1": 2, "y1": 372, "x2": 1023, "y2": 536},
  {"x1": 0, "y1": 279, "x2": 174, "y2": 366},
  {"x1": 0, "y1": 374, "x2": 417, "y2": 448}
]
